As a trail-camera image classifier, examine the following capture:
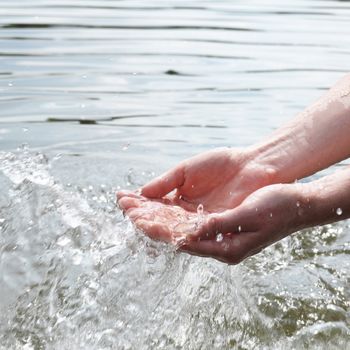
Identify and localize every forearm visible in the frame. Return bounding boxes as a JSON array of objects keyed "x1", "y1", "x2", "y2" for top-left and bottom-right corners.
[
  {"x1": 297, "y1": 166, "x2": 350, "y2": 229},
  {"x1": 247, "y1": 74, "x2": 350, "y2": 183}
]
